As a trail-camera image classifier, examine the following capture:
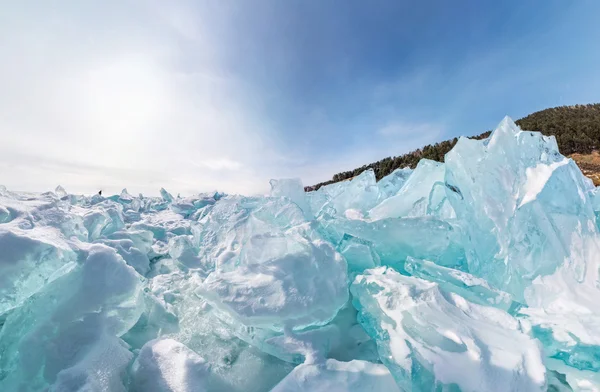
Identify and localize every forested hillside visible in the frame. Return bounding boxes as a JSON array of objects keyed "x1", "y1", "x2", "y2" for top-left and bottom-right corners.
[{"x1": 306, "y1": 103, "x2": 600, "y2": 191}]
